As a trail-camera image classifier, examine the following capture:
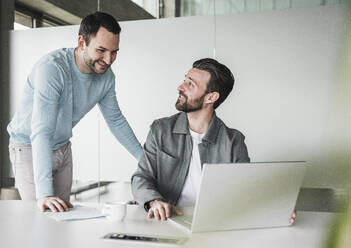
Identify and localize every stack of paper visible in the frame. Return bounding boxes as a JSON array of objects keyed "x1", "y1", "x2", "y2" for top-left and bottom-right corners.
[{"x1": 44, "y1": 205, "x2": 105, "y2": 222}]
